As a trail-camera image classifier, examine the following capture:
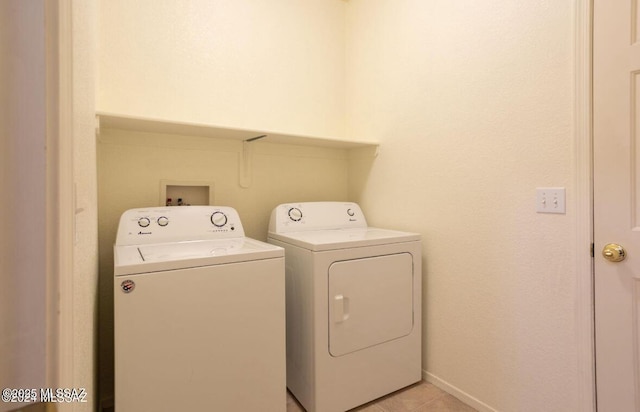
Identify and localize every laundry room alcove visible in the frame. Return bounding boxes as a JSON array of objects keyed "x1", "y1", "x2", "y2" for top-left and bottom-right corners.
[{"x1": 96, "y1": 111, "x2": 379, "y2": 408}]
